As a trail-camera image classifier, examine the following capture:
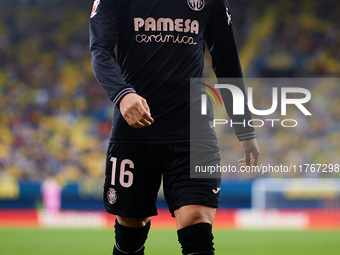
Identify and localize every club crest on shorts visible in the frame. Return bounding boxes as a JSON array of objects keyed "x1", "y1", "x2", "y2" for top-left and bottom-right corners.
[
  {"x1": 187, "y1": 0, "x2": 205, "y2": 11},
  {"x1": 107, "y1": 187, "x2": 117, "y2": 204},
  {"x1": 90, "y1": 0, "x2": 100, "y2": 18}
]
